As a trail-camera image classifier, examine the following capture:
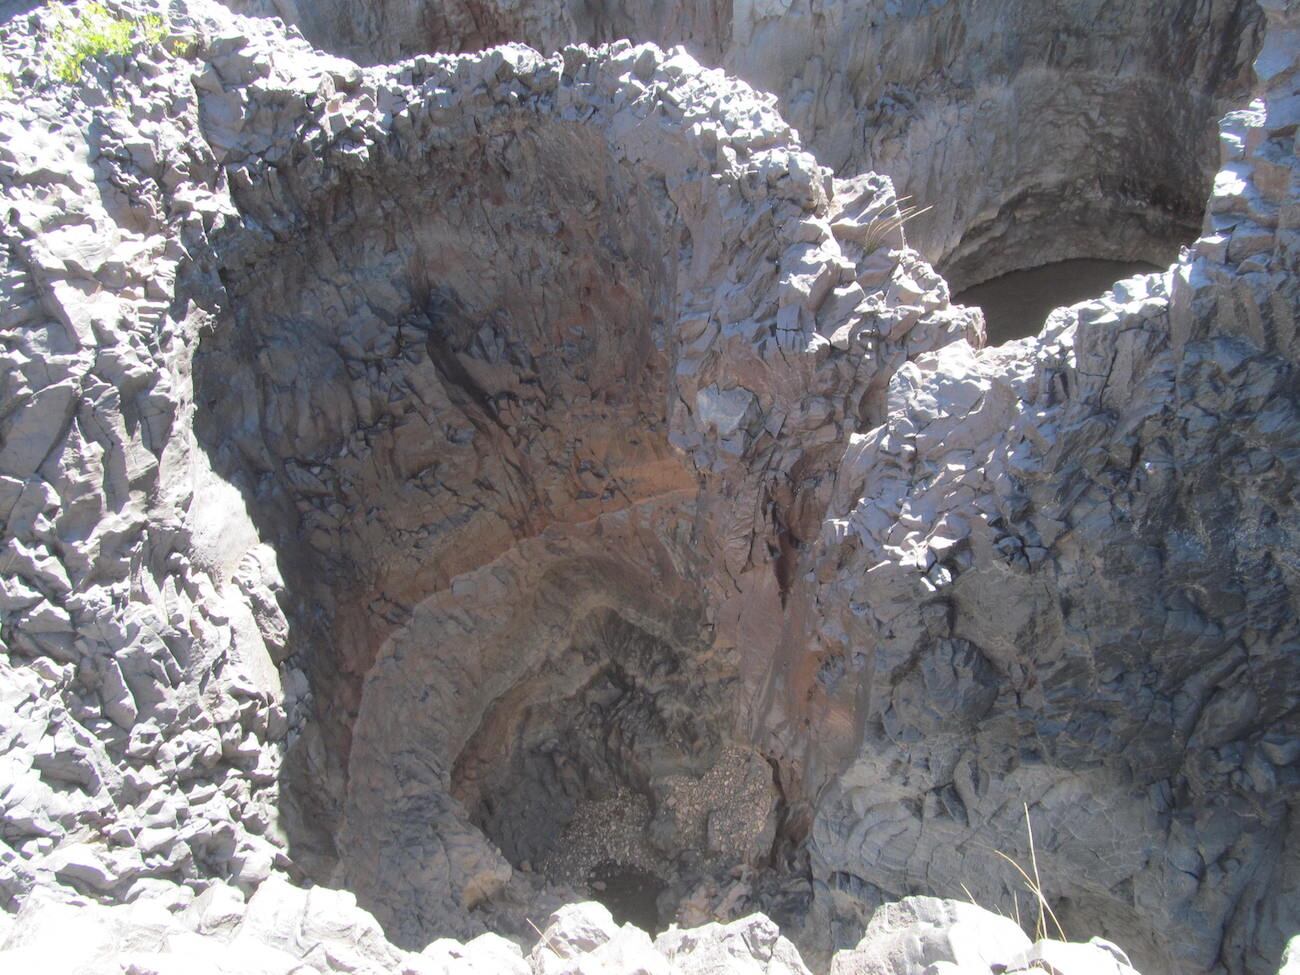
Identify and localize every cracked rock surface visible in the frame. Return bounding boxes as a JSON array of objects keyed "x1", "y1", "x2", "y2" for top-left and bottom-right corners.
[
  {"x1": 224, "y1": 0, "x2": 1265, "y2": 287},
  {"x1": 0, "y1": 1, "x2": 1298, "y2": 974}
]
